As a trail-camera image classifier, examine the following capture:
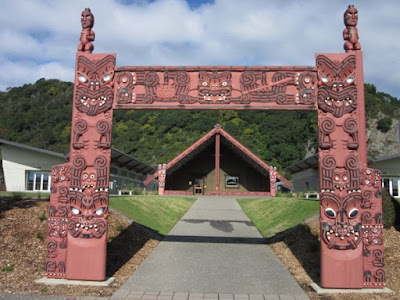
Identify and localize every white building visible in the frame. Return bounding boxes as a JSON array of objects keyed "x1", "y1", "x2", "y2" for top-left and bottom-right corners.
[{"x1": 0, "y1": 139, "x2": 156, "y2": 193}]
